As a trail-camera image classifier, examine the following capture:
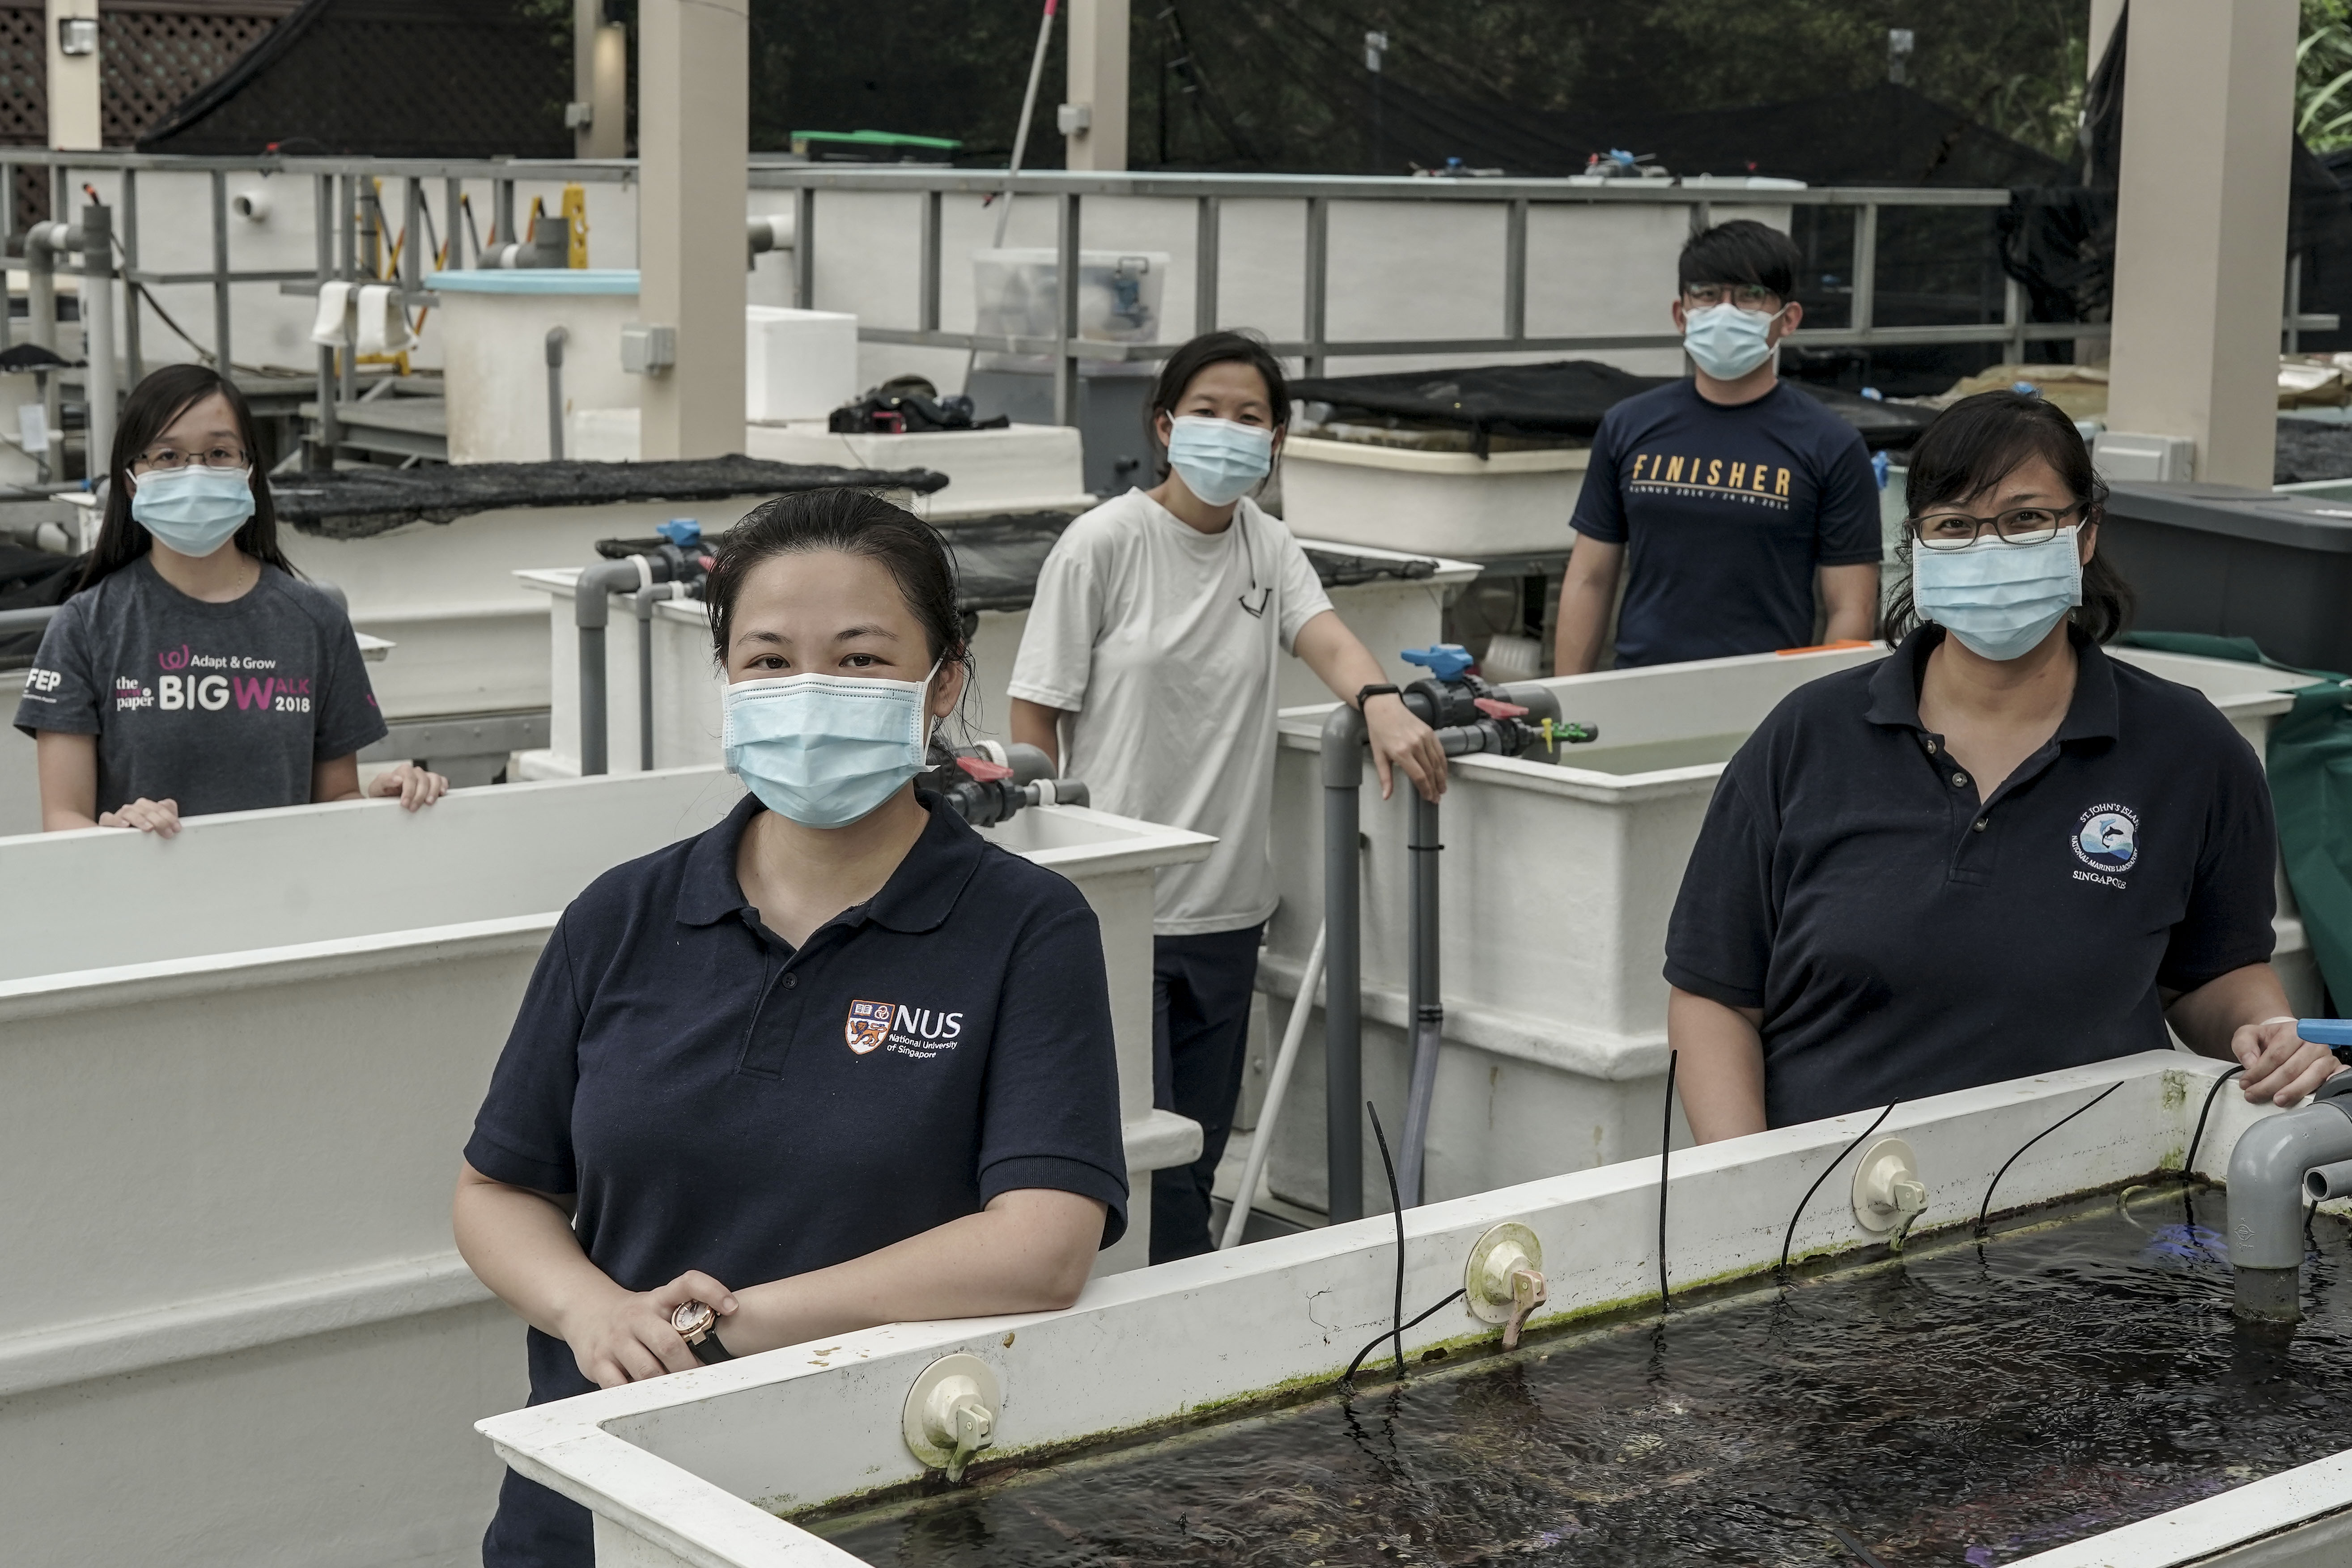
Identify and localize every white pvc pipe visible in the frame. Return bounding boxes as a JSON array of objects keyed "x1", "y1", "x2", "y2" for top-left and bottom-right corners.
[{"x1": 1218, "y1": 921, "x2": 1325, "y2": 1250}]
